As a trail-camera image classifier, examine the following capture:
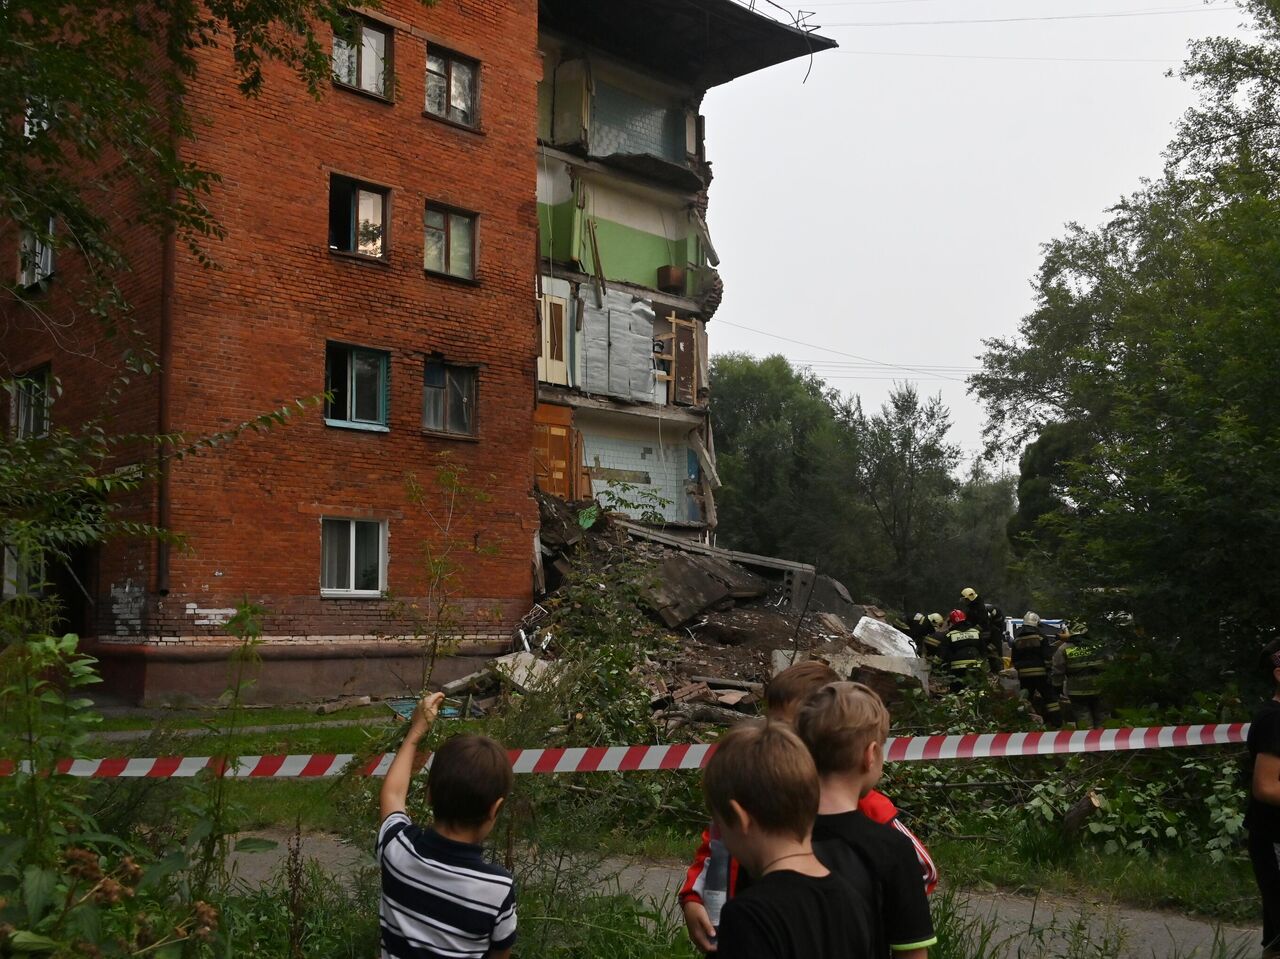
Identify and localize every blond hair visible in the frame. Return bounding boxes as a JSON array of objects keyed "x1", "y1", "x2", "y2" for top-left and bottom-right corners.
[
  {"x1": 703, "y1": 720, "x2": 819, "y2": 842},
  {"x1": 765, "y1": 660, "x2": 840, "y2": 715},
  {"x1": 794, "y1": 681, "x2": 890, "y2": 777}
]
